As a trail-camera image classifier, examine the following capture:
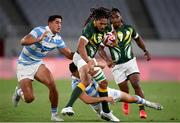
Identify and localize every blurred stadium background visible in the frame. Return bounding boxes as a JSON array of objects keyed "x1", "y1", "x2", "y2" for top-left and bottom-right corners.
[
  {"x1": 0, "y1": 0, "x2": 180, "y2": 122},
  {"x1": 0, "y1": 0, "x2": 180, "y2": 81}
]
